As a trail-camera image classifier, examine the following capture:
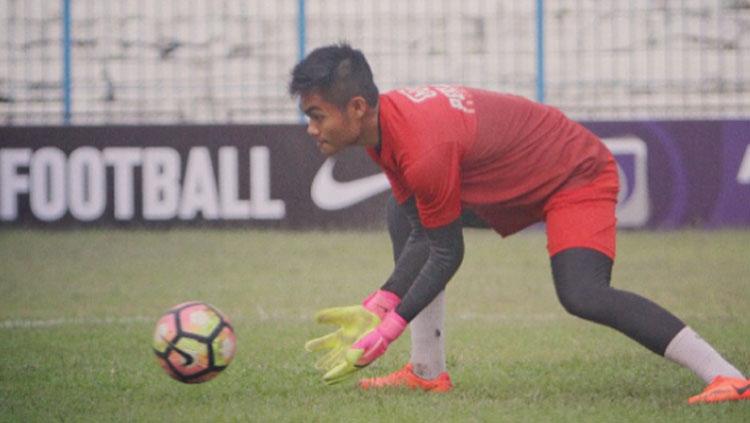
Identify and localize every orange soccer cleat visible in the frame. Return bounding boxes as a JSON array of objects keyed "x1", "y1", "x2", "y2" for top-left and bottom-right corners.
[
  {"x1": 688, "y1": 375, "x2": 750, "y2": 404},
  {"x1": 359, "y1": 363, "x2": 453, "y2": 392}
]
